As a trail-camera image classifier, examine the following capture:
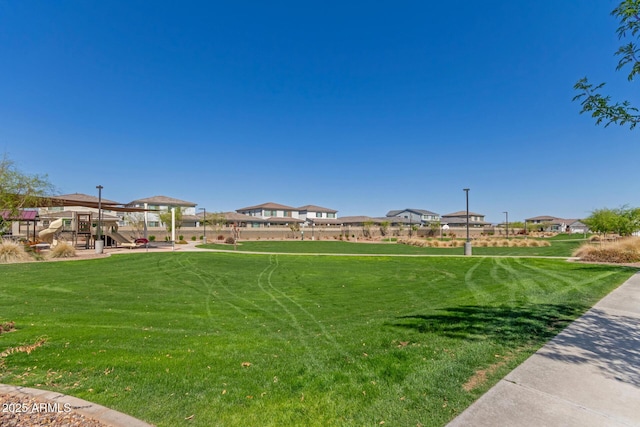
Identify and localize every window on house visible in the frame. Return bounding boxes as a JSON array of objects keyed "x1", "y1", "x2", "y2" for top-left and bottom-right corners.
[
  {"x1": 148, "y1": 221, "x2": 160, "y2": 227},
  {"x1": 327, "y1": 213, "x2": 336, "y2": 218},
  {"x1": 316, "y1": 212, "x2": 322, "y2": 218},
  {"x1": 264, "y1": 210, "x2": 276, "y2": 217},
  {"x1": 284, "y1": 211, "x2": 292, "y2": 217}
]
